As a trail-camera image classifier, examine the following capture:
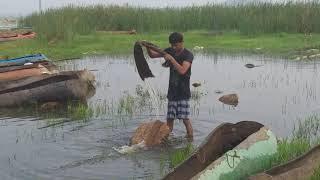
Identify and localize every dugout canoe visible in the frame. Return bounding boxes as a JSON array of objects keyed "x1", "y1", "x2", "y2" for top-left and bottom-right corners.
[
  {"x1": 0, "y1": 60, "x2": 57, "y2": 73},
  {"x1": 0, "y1": 64, "x2": 51, "y2": 81},
  {"x1": 248, "y1": 145, "x2": 320, "y2": 180},
  {"x1": 0, "y1": 70, "x2": 95, "y2": 107},
  {"x1": 0, "y1": 29, "x2": 35, "y2": 42},
  {"x1": 0, "y1": 54, "x2": 49, "y2": 67},
  {"x1": 162, "y1": 121, "x2": 277, "y2": 180}
]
